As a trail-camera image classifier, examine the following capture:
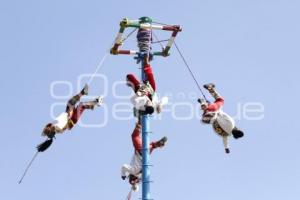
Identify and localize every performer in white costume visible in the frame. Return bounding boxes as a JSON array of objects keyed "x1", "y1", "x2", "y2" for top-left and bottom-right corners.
[
  {"x1": 127, "y1": 64, "x2": 168, "y2": 117},
  {"x1": 198, "y1": 83, "x2": 244, "y2": 154},
  {"x1": 42, "y1": 84, "x2": 103, "y2": 139},
  {"x1": 121, "y1": 122, "x2": 167, "y2": 192}
]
